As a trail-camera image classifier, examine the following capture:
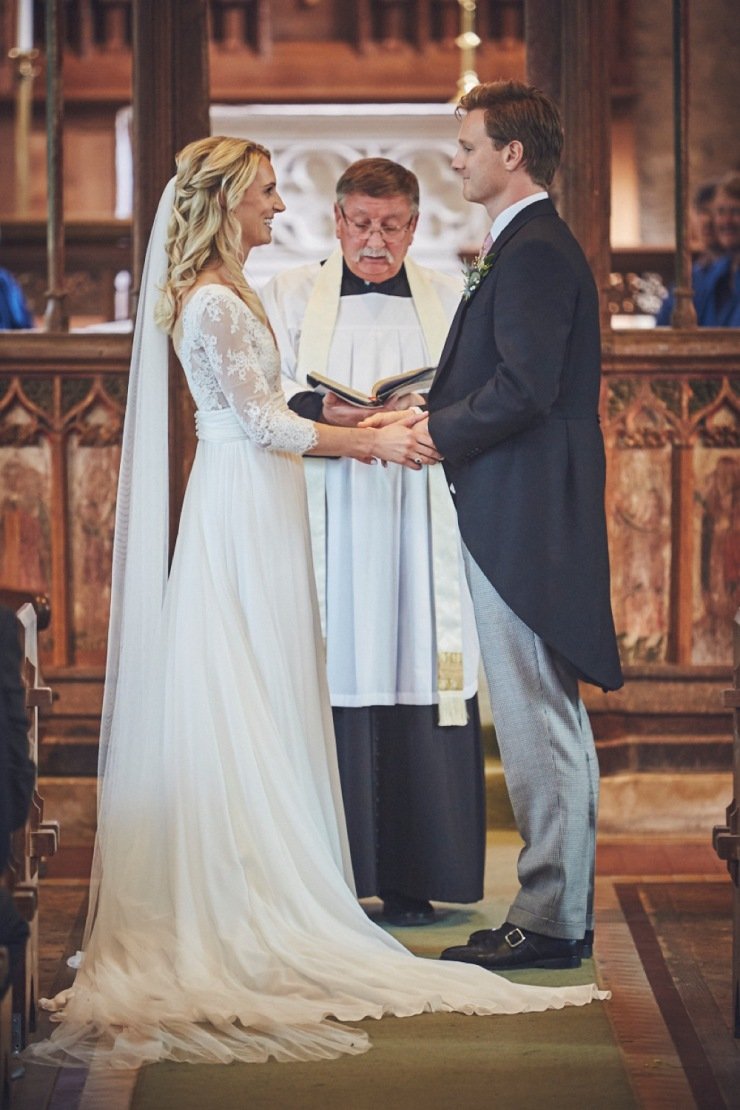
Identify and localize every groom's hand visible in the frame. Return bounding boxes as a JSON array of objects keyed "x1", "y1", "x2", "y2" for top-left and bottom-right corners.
[
  {"x1": 359, "y1": 408, "x2": 427, "y2": 429},
  {"x1": 405, "y1": 415, "x2": 442, "y2": 459},
  {"x1": 410, "y1": 415, "x2": 440, "y2": 455}
]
